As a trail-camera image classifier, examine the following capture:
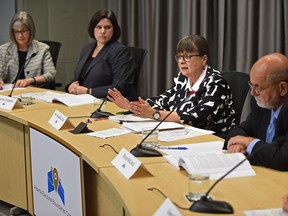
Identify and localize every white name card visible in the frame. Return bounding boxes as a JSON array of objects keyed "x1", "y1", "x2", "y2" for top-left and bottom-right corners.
[
  {"x1": 153, "y1": 198, "x2": 183, "y2": 216},
  {"x1": 0, "y1": 95, "x2": 23, "y2": 110},
  {"x1": 48, "y1": 109, "x2": 73, "y2": 130},
  {"x1": 111, "y1": 148, "x2": 141, "y2": 179}
]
